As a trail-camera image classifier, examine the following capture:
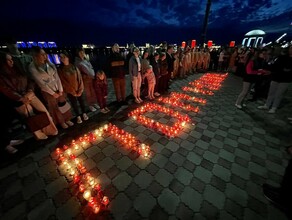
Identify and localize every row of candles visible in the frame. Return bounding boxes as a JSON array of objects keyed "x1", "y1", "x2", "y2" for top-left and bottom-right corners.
[
  {"x1": 157, "y1": 92, "x2": 206, "y2": 112},
  {"x1": 54, "y1": 124, "x2": 151, "y2": 213},
  {"x1": 54, "y1": 73, "x2": 228, "y2": 214},
  {"x1": 128, "y1": 103, "x2": 191, "y2": 138},
  {"x1": 188, "y1": 73, "x2": 228, "y2": 91}
]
